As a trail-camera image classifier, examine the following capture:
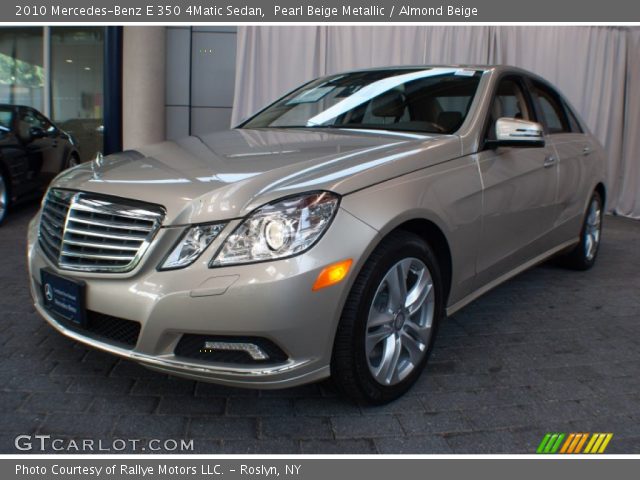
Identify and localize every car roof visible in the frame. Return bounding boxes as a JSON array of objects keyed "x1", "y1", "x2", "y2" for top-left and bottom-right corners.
[
  {"x1": 336, "y1": 64, "x2": 546, "y2": 81},
  {"x1": 0, "y1": 104, "x2": 35, "y2": 110},
  {"x1": 344, "y1": 64, "x2": 495, "y2": 72},
  {"x1": 332, "y1": 64, "x2": 561, "y2": 96}
]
